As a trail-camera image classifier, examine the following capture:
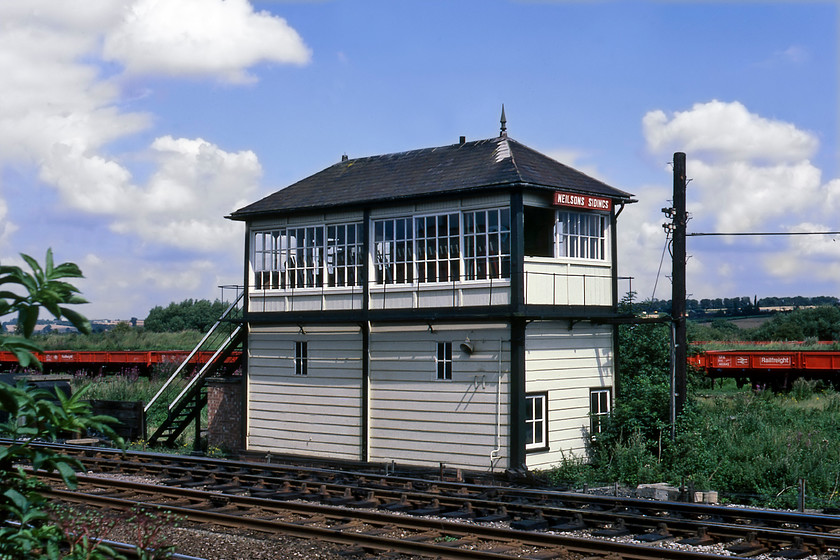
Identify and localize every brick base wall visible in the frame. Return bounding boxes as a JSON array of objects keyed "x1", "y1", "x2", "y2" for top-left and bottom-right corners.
[{"x1": 206, "y1": 376, "x2": 243, "y2": 453}]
